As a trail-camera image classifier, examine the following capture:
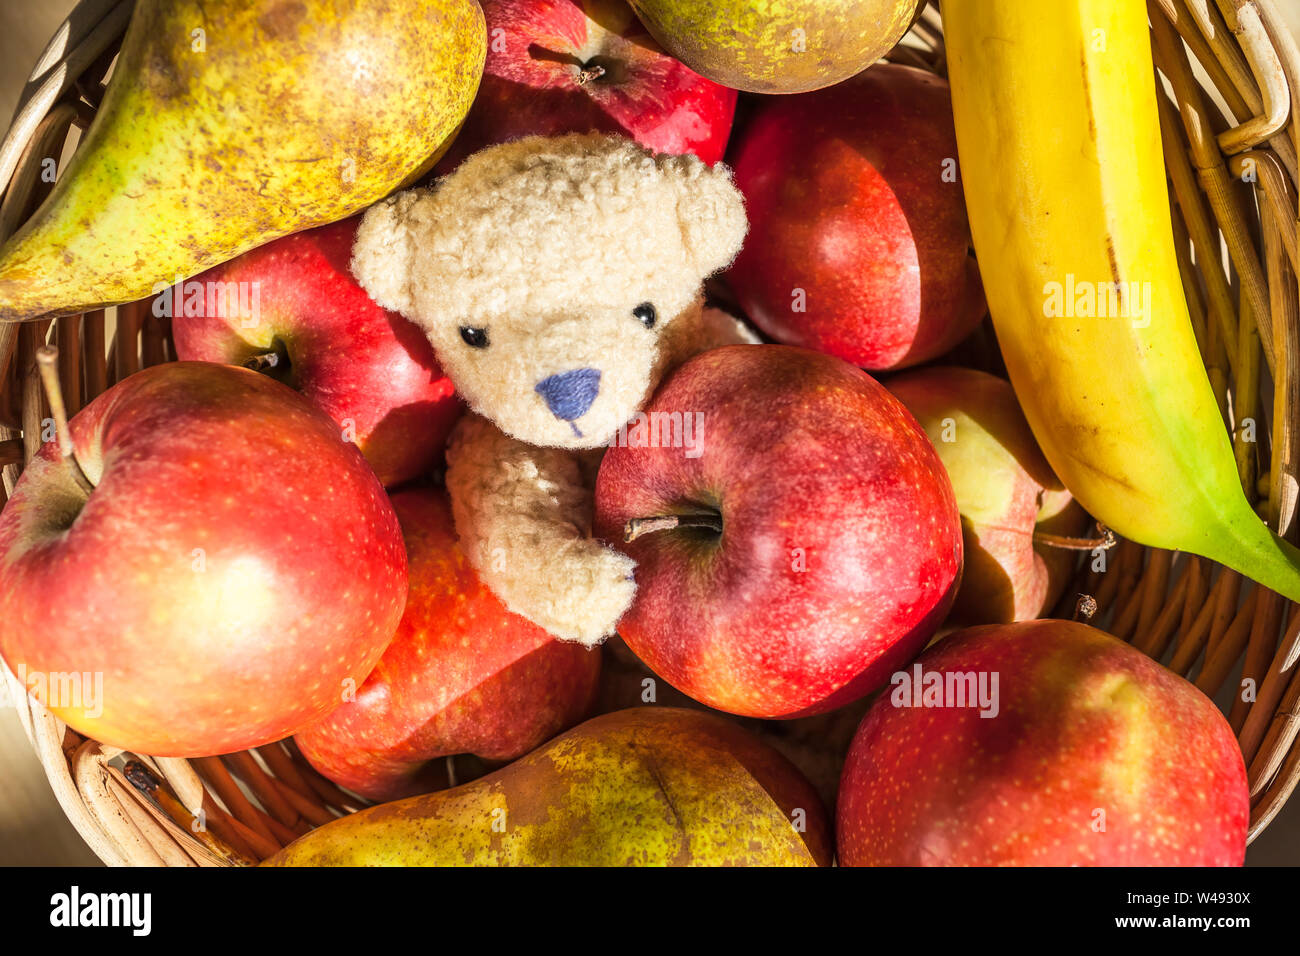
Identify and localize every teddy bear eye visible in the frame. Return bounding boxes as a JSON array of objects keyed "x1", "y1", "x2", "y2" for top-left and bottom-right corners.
[
  {"x1": 460, "y1": 326, "x2": 489, "y2": 349},
  {"x1": 633, "y1": 303, "x2": 656, "y2": 329}
]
